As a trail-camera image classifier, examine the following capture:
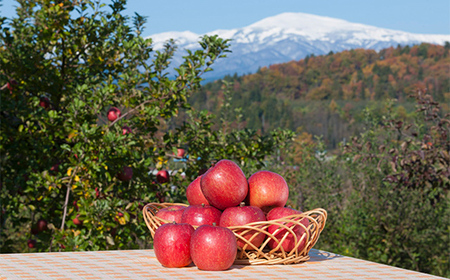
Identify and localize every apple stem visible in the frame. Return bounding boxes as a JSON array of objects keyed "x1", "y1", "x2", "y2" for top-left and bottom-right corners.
[
  {"x1": 201, "y1": 203, "x2": 205, "y2": 207},
  {"x1": 240, "y1": 202, "x2": 245, "y2": 207},
  {"x1": 212, "y1": 222, "x2": 216, "y2": 227}
]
